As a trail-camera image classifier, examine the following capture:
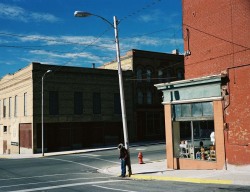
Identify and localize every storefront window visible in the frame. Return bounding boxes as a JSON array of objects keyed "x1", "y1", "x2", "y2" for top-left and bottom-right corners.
[
  {"x1": 172, "y1": 102, "x2": 216, "y2": 161},
  {"x1": 175, "y1": 120, "x2": 216, "y2": 161}
]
